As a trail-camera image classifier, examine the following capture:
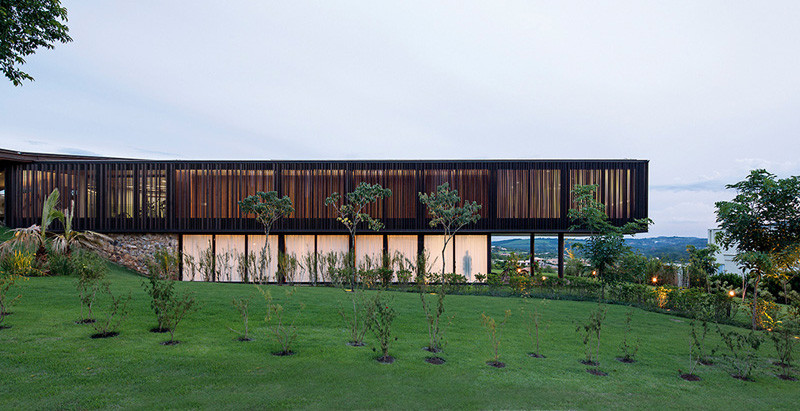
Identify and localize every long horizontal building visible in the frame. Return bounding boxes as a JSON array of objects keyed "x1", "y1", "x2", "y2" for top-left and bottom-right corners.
[{"x1": 0, "y1": 149, "x2": 649, "y2": 281}]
